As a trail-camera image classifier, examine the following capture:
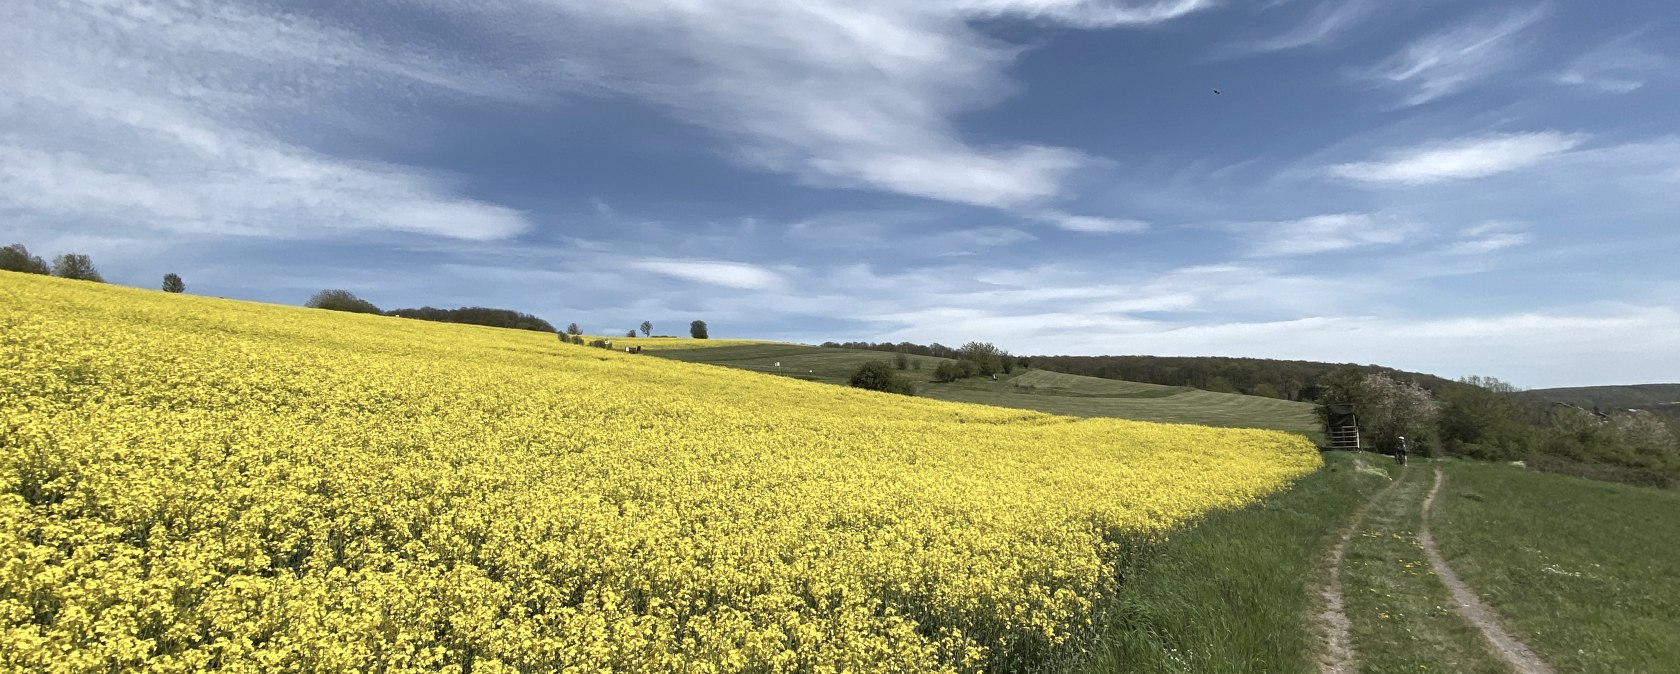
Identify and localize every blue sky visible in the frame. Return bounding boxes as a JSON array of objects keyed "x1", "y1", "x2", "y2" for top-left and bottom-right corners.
[{"x1": 4, "y1": 0, "x2": 1677, "y2": 388}]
